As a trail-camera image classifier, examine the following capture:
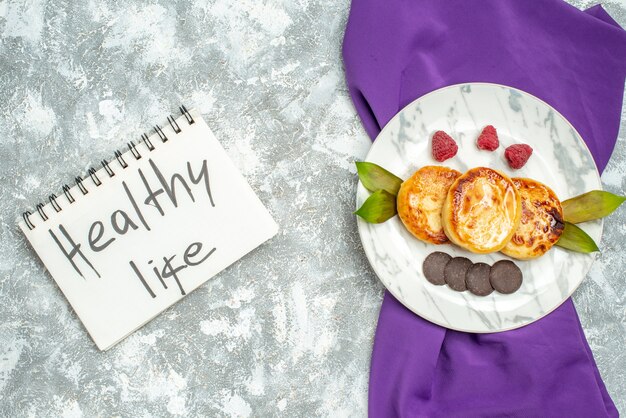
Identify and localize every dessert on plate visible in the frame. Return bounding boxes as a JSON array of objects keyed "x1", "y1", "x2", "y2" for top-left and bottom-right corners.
[
  {"x1": 442, "y1": 167, "x2": 522, "y2": 254},
  {"x1": 501, "y1": 178, "x2": 565, "y2": 259},
  {"x1": 395, "y1": 165, "x2": 563, "y2": 260},
  {"x1": 355, "y1": 125, "x2": 624, "y2": 298},
  {"x1": 397, "y1": 166, "x2": 461, "y2": 244}
]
